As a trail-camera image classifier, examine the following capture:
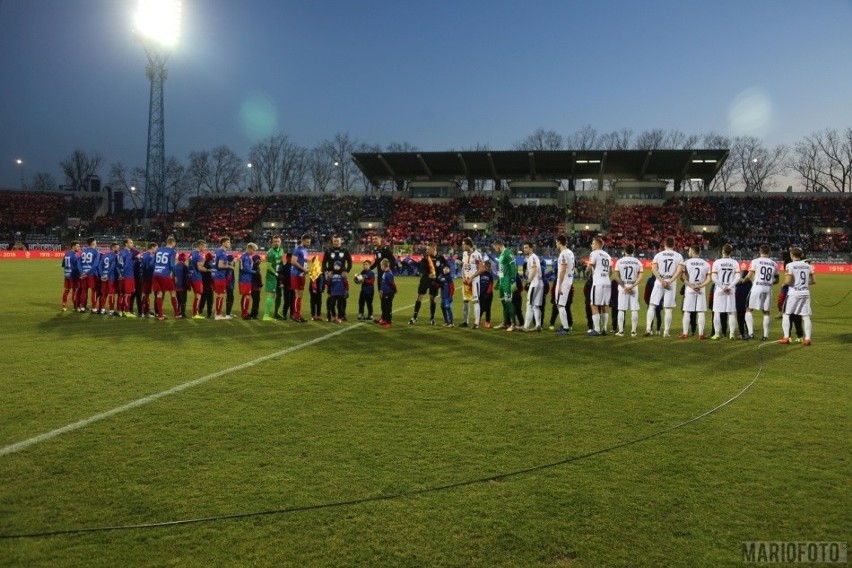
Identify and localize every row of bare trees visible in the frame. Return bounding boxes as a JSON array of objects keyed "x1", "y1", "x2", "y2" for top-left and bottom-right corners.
[
  {"x1": 24, "y1": 126, "x2": 851, "y2": 212},
  {"x1": 513, "y1": 125, "x2": 852, "y2": 194}
]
